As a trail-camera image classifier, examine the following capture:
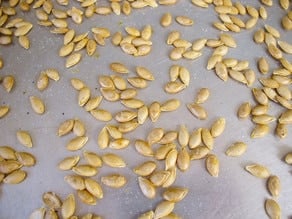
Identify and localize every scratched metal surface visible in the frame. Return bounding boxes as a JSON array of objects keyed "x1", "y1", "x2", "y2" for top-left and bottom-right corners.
[{"x1": 0, "y1": 1, "x2": 291, "y2": 219}]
